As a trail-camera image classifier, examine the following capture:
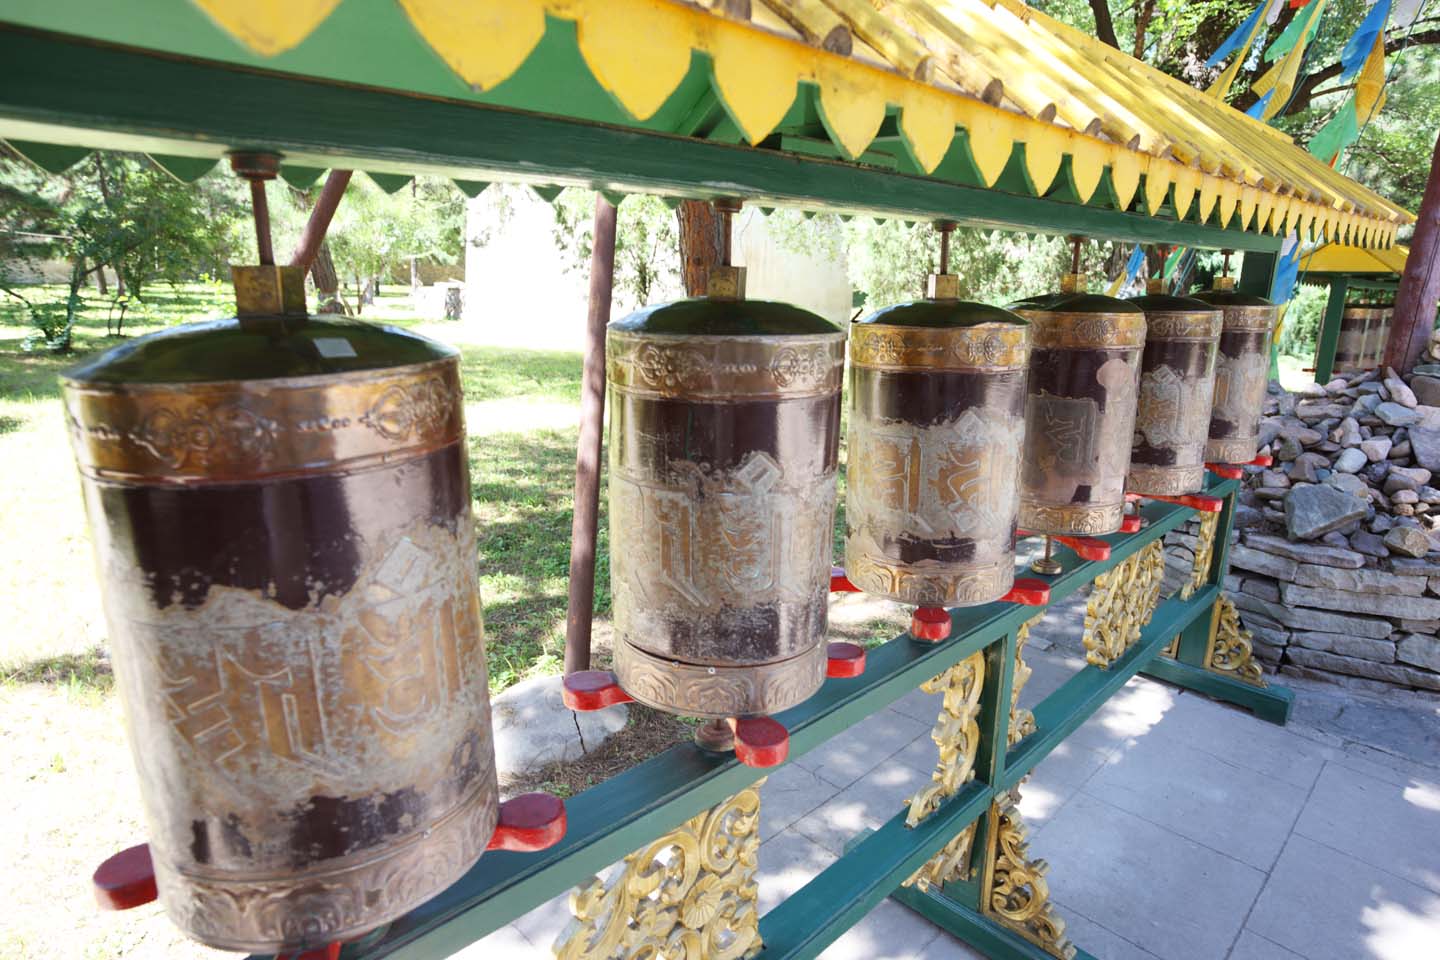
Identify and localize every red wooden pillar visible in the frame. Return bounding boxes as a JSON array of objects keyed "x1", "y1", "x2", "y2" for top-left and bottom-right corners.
[
  {"x1": 1386, "y1": 131, "x2": 1440, "y2": 374},
  {"x1": 564, "y1": 195, "x2": 618, "y2": 674}
]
